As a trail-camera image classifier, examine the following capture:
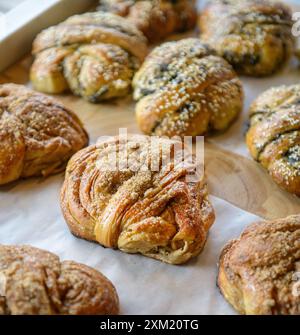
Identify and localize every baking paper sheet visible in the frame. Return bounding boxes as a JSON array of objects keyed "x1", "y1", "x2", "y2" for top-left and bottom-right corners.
[
  {"x1": 0, "y1": 0, "x2": 299, "y2": 315},
  {"x1": 0, "y1": 172, "x2": 259, "y2": 315}
]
